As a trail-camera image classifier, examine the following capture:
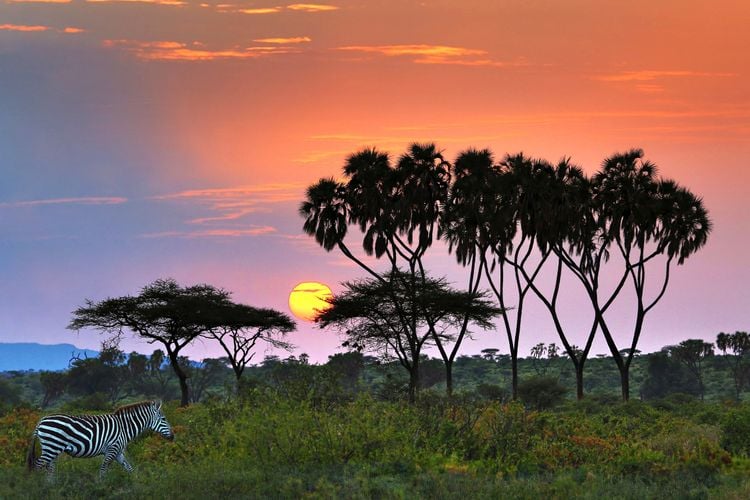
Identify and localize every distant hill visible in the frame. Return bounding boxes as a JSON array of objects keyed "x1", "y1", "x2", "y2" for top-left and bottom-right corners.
[{"x1": 0, "y1": 343, "x2": 99, "y2": 372}]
